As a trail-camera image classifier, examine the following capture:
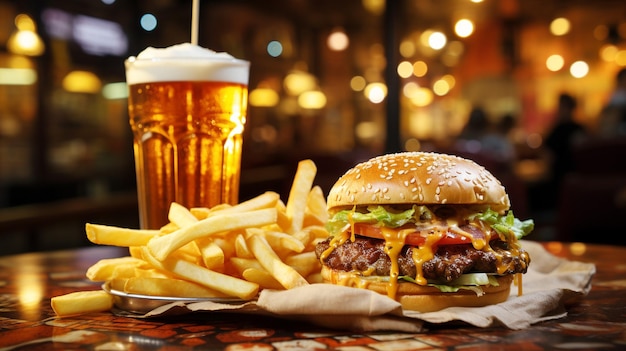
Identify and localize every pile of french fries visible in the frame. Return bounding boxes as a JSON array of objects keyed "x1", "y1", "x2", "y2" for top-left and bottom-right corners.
[{"x1": 51, "y1": 160, "x2": 330, "y2": 317}]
